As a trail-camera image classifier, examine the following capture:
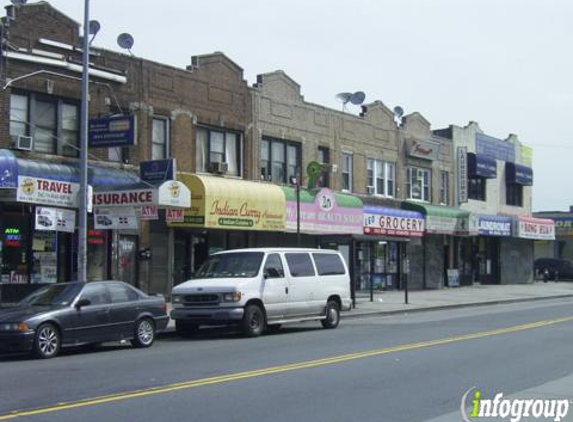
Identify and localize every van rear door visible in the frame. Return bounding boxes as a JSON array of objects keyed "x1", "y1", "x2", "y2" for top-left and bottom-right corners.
[{"x1": 284, "y1": 252, "x2": 319, "y2": 317}]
